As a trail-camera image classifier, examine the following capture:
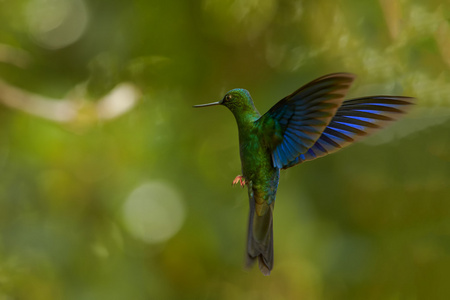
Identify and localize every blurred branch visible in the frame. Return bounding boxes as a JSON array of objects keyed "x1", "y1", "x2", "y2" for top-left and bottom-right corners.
[
  {"x1": 96, "y1": 83, "x2": 140, "y2": 120},
  {"x1": 0, "y1": 79, "x2": 141, "y2": 124},
  {"x1": 0, "y1": 79, "x2": 76, "y2": 122},
  {"x1": 435, "y1": 20, "x2": 450, "y2": 68},
  {"x1": 379, "y1": 0, "x2": 402, "y2": 40}
]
